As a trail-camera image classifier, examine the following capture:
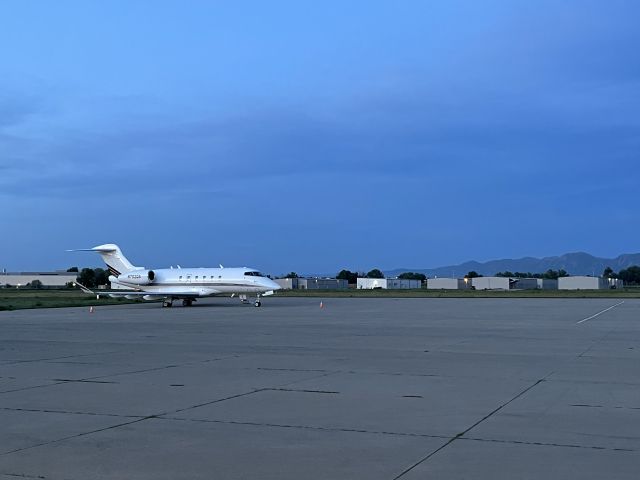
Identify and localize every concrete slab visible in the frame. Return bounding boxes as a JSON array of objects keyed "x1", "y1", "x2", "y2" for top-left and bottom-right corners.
[
  {"x1": 399, "y1": 437, "x2": 638, "y2": 480},
  {"x1": 171, "y1": 372, "x2": 532, "y2": 438},
  {"x1": 0, "y1": 297, "x2": 638, "y2": 479},
  {"x1": 0, "y1": 417, "x2": 445, "y2": 480}
]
